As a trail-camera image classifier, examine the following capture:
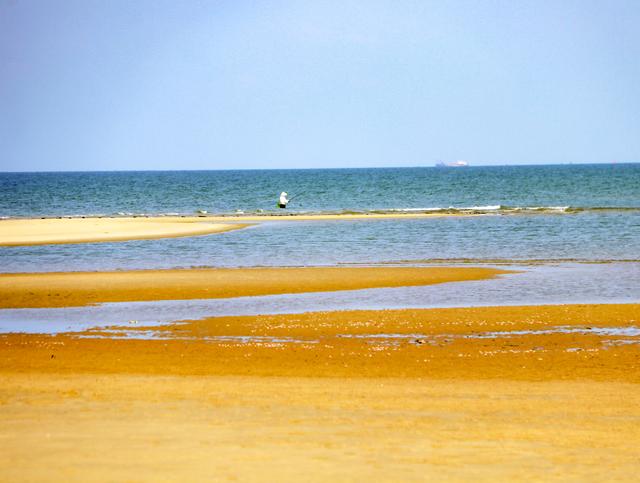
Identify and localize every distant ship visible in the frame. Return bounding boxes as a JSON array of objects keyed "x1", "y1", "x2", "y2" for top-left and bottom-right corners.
[{"x1": 435, "y1": 160, "x2": 469, "y2": 167}]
